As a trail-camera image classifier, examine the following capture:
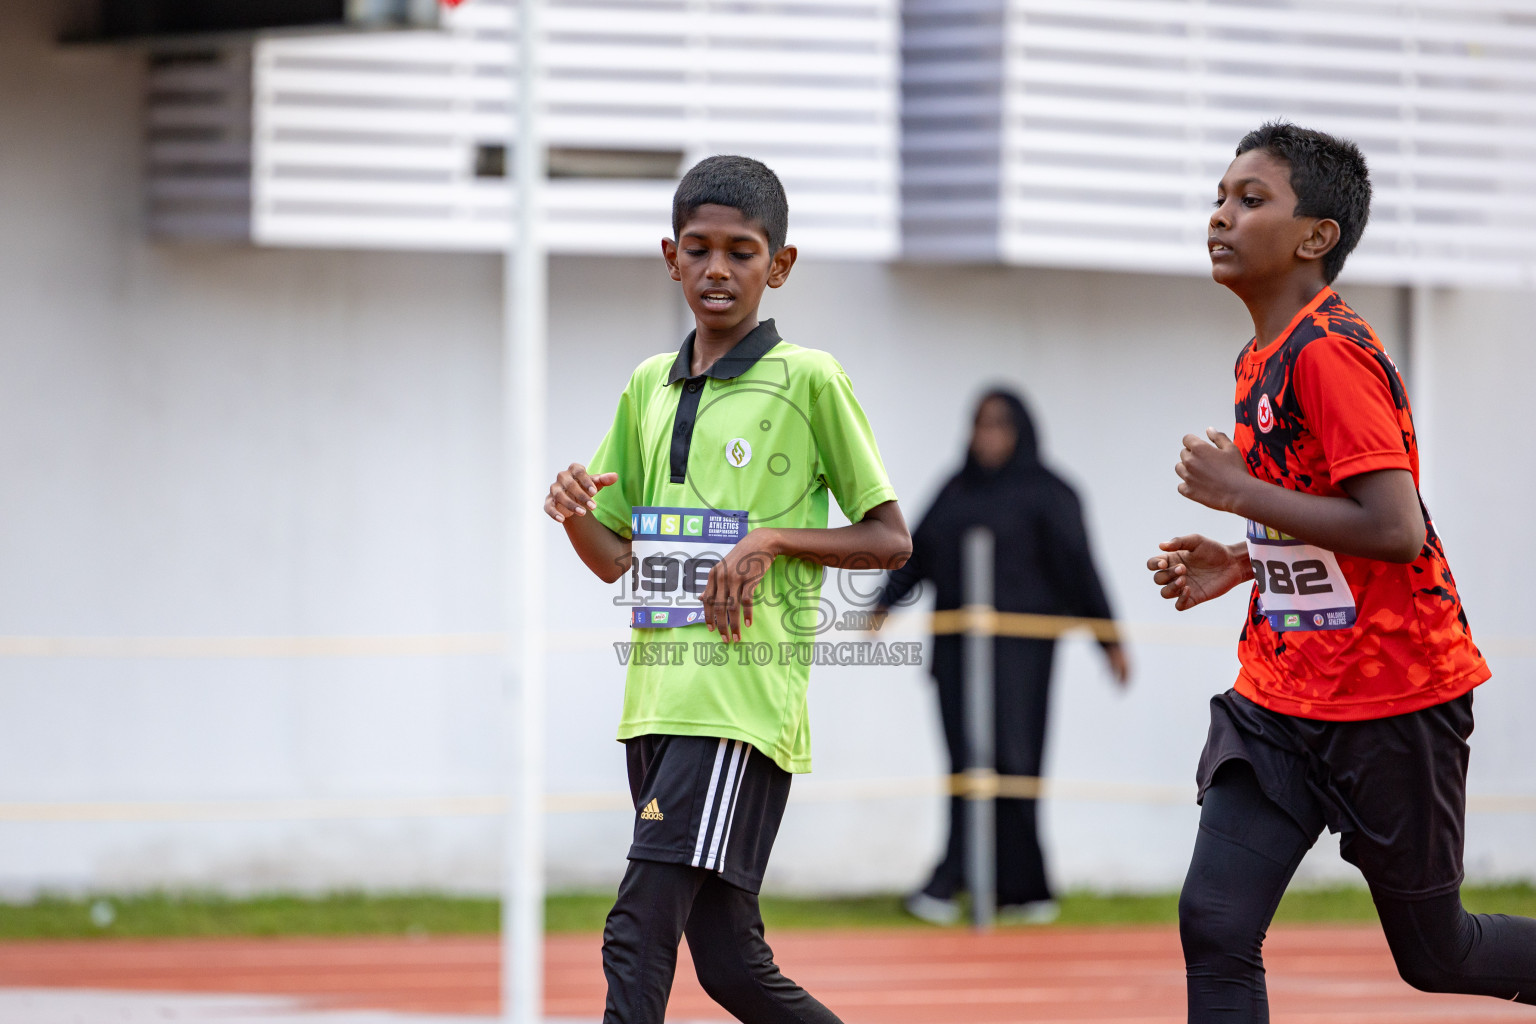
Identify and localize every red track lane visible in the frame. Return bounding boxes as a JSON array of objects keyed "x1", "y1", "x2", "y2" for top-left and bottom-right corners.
[{"x1": 1, "y1": 926, "x2": 1532, "y2": 1022}]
